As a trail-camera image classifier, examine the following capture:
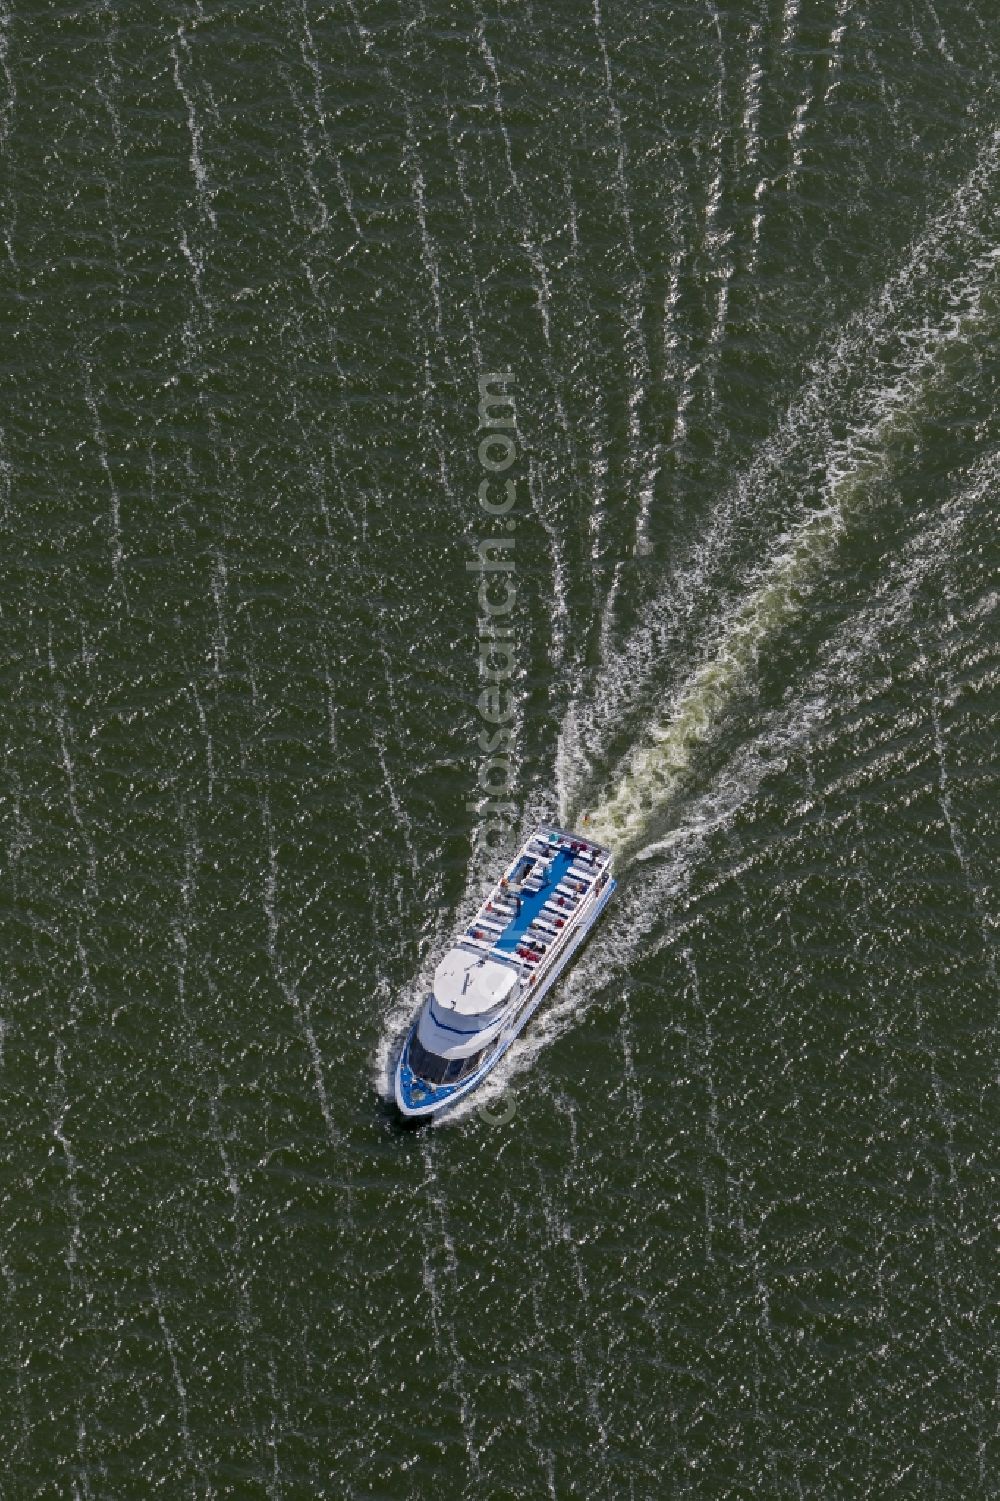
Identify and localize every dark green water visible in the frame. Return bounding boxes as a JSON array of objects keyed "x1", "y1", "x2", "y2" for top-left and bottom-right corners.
[{"x1": 2, "y1": 1, "x2": 998, "y2": 1494}]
